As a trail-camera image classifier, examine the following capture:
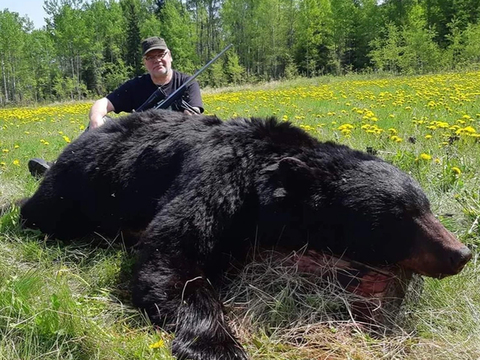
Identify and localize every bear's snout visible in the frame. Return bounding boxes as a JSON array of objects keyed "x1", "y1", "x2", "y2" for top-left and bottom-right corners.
[
  {"x1": 449, "y1": 245, "x2": 472, "y2": 274},
  {"x1": 398, "y1": 212, "x2": 472, "y2": 278}
]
